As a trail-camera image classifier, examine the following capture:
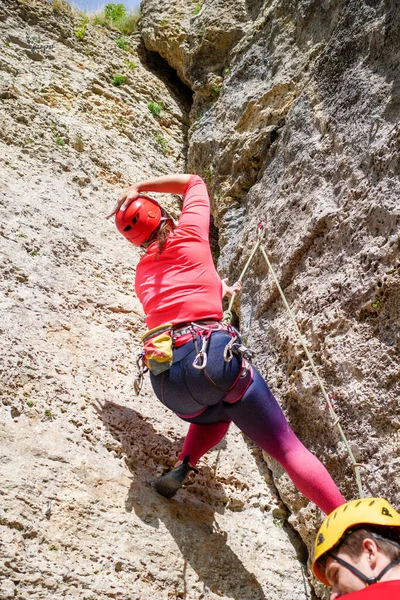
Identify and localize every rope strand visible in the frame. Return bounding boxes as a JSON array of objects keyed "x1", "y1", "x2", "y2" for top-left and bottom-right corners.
[
  {"x1": 223, "y1": 237, "x2": 262, "y2": 323},
  {"x1": 258, "y1": 244, "x2": 364, "y2": 498},
  {"x1": 222, "y1": 222, "x2": 364, "y2": 497}
]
